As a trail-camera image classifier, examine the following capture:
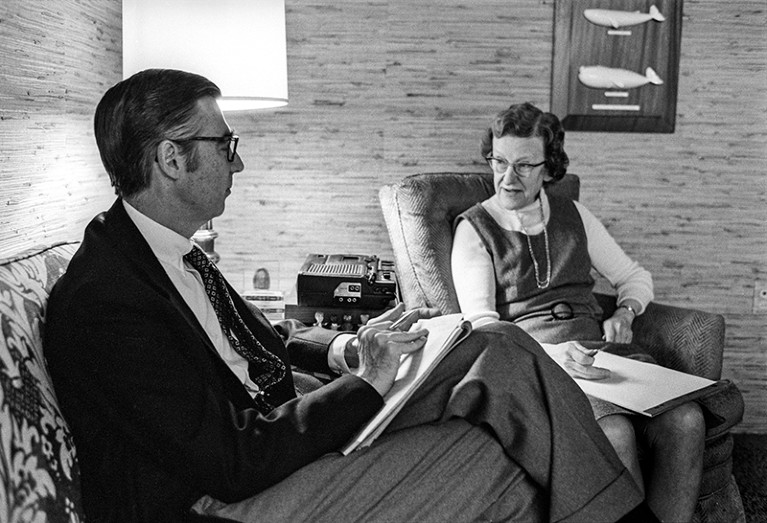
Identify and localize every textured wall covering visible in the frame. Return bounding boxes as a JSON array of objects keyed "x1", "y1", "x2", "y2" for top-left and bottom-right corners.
[
  {"x1": 0, "y1": 1, "x2": 119, "y2": 256},
  {"x1": 219, "y1": 0, "x2": 766, "y2": 432},
  {"x1": 0, "y1": 0, "x2": 764, "y2": 431}
]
